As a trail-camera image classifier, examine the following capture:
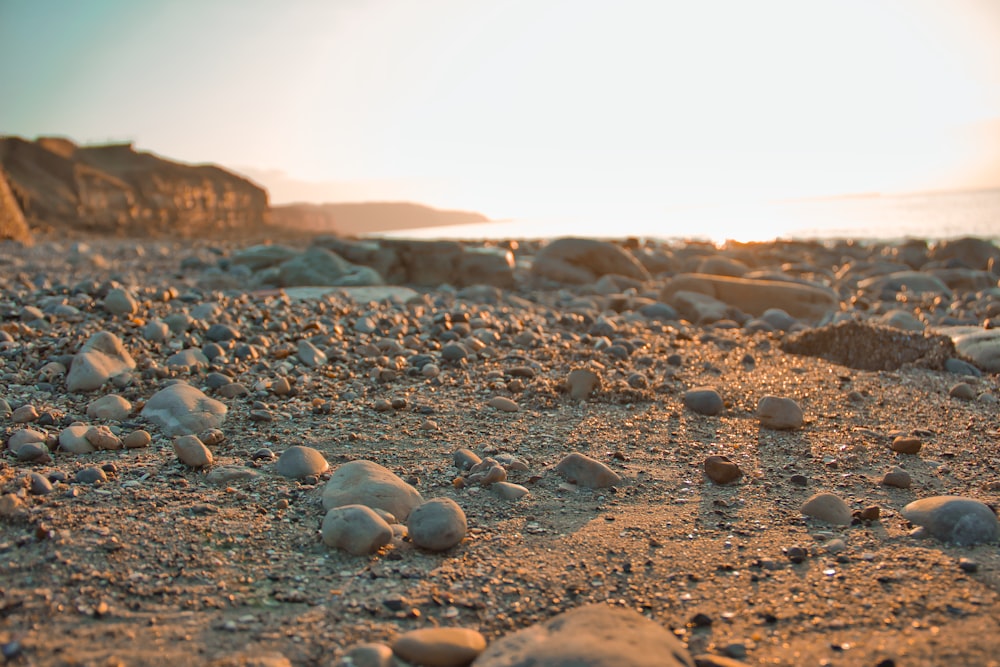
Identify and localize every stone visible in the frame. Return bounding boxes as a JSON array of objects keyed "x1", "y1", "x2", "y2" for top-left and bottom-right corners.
[
  {"x1": 11, "y1": 404, "x2": 38, "y2": 423},
  {"x1": 668, "y1": 290, "x2": 732, "y2": 324},
  {"x1": 275, "y1": 445, "x2": 329, "y2": 478},
  {"x1": 173, "y1": 435, "x2": 213, "y2": 468},
  {"x1": 28, "y1": 472, "x2": 52, "y2": 495},
  {"x1": 321, "y1": 504, "x2": 393, "y2": 556},
  {"x1": 75, "y1": 467, "x2": 108, "y2": 485},
  {"x1": 857, "y1": 271, "x2": 952, "y2": 297},
  {"x1": 944, "y1": 327, "x2": 1000, "y2": 373},
  {"x1": 492, "y1": 482, "x2": 530, "y2": 501},
  {"x1": 6, "y1": 428, "x2": 47, "y2": 454},
  {"x1": 530, "y1": 238, "x2": 651, "y2": 284},
  {"x1": 165, "y1": 348, "x2": 210, "y2": 370},
  {"x1": 704, "y1": 455, "x2": 741, "y2": 484},
  {"x1": 321, "y1": 460, "x2": 423, "y2": 520},
  {"x1": 342, "y1": 643, "x2": 396, "y2": 667},
  {"x1": 85, "y1": 425, "x2": 122, "y2": 450},
  {"x1": 456, "y1": 246, "x2": 516, "y2": 288},
  {"x1": 230, "y1": 244, "x2": 300, "y2": 271},
  {"x1": 949, "y1": 382, "x2": 976, "y2": 400},
  {"x1": 86, "y1": 394, "x2": 132, "y2": 421},
  {"x1": 297, "y1": 340, "x2": 327, "y2": 368},
  {"x1": 102, "y1": 288, "x2": 138, "y2": 316},
  {"x1": 407, "y1": 497, "x2": 467, "y2": 552},
  {"x1": 123, "y1": 429, "x2": 152, "y2": 449},
  {"x1": 487, "y1": 396, "x2": 519, "y2": 412},
  {"x1": 66, "y1": 331, "x2": 136, "y2": 392},
  {"x1": 902, "y1": 496, "x2": 999, "y2": 545},
  {"x1": 660, "y1": 273, "x2": 837, "y2": 321},
  {"x1": 800, "y1": 492, "x2": 852, "y2": 526},
  {"x1": 16, "y1": 443, "x2": 49, "y2": 462},
  {"x1": 275, "y1": 246, "x2": 383, "y2": 287},
  {"x1": 392, "y1": 627, "x2": 487, "y2": 667},
  {"x1": 683, "y1": 387, "x2": 724, "y2": 416},
  {"x1": 472, "y1": 603, "x2": 694, "y2": 667},
  {"x1": 757, "y1": 395, "x2": 803, "y2": 430},
  {"x1": 59, "y1": 424, "x2": 96, "y2": 454},
  {"x1": 555, "y1": 452, "x2": 622, "y2": 488},
  {"x1": 142, "y1": 382, "x2": 227, "y2": 436},
  {"x1": 879, "y1": 309, "x2": 925, "y2": 332},
  {"x1": 891, "y1": 436, "x2": 922, "y2": 454},
  {"x1": 453, "y1": 448, "x2": 482, "y2": 471},
  {"x1": 566, "y1": 368, "x2": 601, "y2": 401},
  {"x1": 881, "y1": 466, "x2": 912, "y2": 489},
  {"x1": 929, "y1": 236, "x2": 1000, "y2": 270}
]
